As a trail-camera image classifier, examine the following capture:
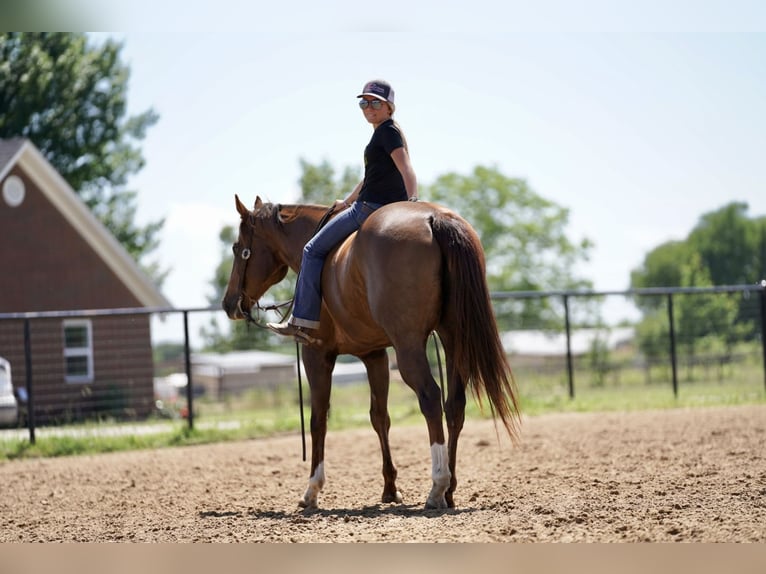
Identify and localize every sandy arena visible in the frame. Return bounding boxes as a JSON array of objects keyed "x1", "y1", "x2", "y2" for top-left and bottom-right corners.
[{"x1": 0, "y1": 404, "x2": 763, "y2": 542}]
